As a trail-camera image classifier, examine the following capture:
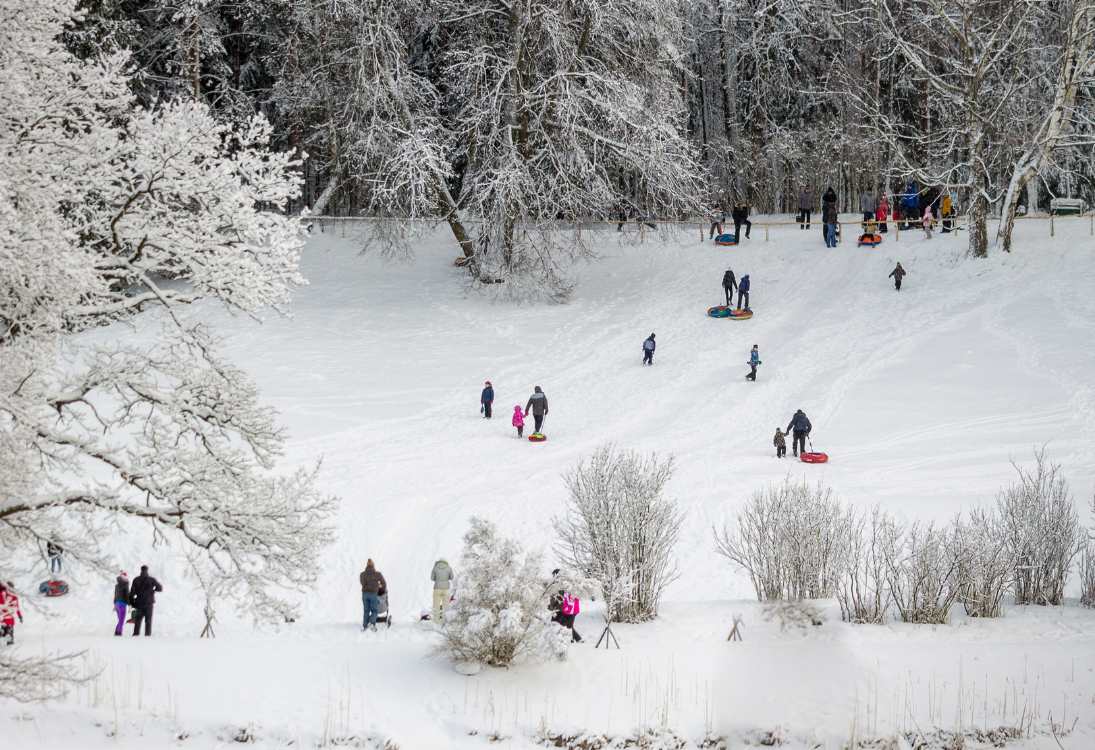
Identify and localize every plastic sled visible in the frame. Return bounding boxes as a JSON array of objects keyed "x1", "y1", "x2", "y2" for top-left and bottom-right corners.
[
  {"x1": 857, "y1": 234, "x2": 882, "y2": 247},
  {"x1": 38, "y1": 579, "x2": 70, "y2": 597},
  {"x1": 528, "y1": 432, "x2": 547, "y2": 442},
  {"x1": 714, "y1": 233, "x2": 738, "y2": 246},
  {"x1": 800, "y1": 452, "x2": 829, "y2": 464},
  {"x1": 707, "y1": 306, "x2": 753, "y2": 320}
]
